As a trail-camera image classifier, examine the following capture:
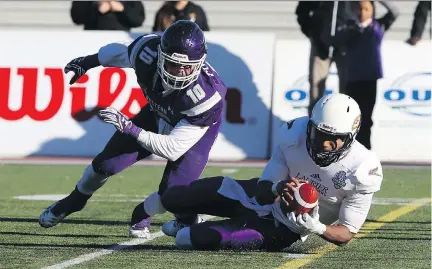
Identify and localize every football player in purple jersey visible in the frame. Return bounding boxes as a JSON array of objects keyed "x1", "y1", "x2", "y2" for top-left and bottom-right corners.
[{"x1": 39, "y1": 21, "x2": 227, "y2": 239}]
